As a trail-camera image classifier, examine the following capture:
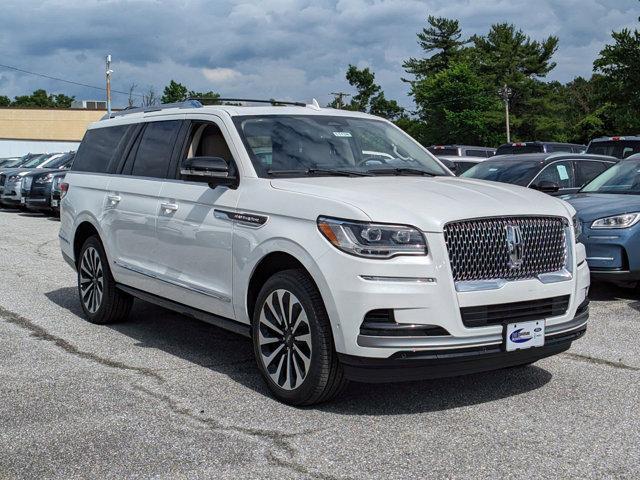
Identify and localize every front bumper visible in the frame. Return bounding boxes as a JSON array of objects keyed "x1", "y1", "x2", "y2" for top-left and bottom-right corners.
[
  {"x1": 580, "y1": 223, "x2": 640, "y2": 279},
  {"x1": 339, "y1": 307, "x2": 587, "y2": 383}
]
